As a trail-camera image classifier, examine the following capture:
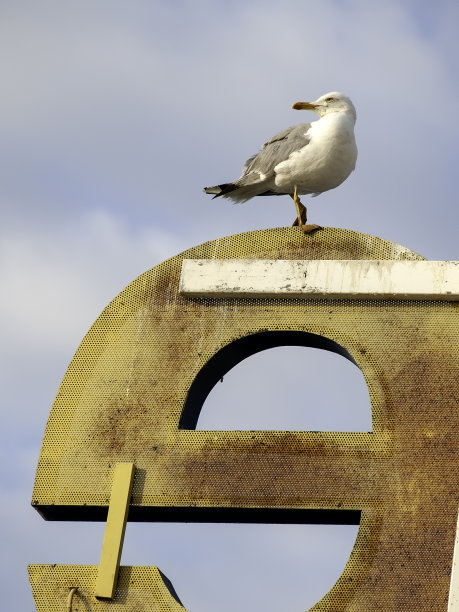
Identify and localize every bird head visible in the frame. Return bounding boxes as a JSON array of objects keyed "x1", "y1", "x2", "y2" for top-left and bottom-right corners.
[{"x1": 292, "y1": 92, "x2": 356, "y2": 122}]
